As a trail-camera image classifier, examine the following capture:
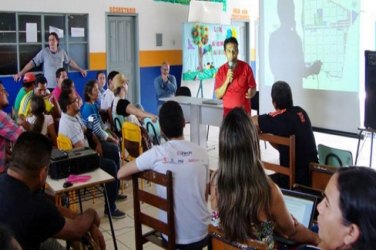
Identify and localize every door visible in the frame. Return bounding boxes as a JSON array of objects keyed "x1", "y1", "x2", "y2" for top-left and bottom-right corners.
[{"x1": 106, "y1": 14, "x2": 139, "y2": 103}]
